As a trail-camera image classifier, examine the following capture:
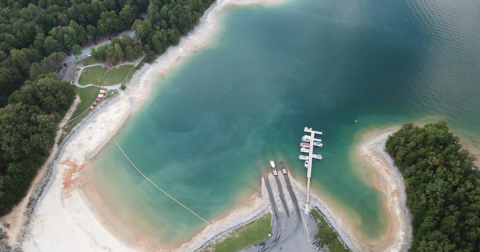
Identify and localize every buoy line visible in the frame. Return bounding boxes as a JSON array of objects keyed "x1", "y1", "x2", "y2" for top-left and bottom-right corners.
[{"x1": 101, "y1": 119, "x2": 210, "y2": 225}]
